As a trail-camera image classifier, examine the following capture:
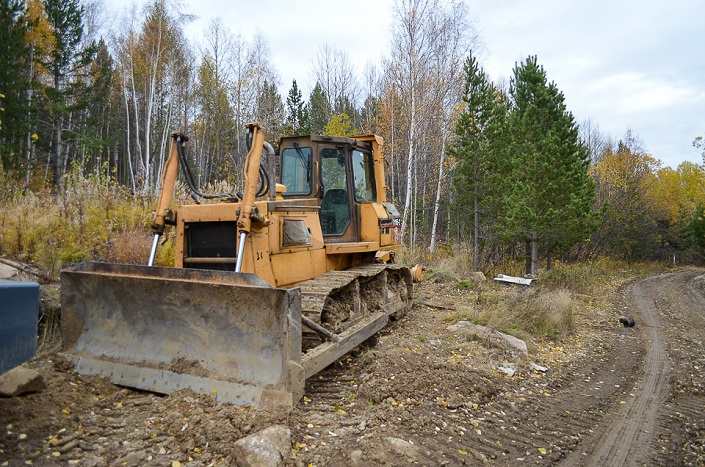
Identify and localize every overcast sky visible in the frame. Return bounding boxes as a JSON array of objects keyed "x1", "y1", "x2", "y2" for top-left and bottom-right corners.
[{"x1": 110, "y1": 0, "x2": 704, "y2": 169}]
